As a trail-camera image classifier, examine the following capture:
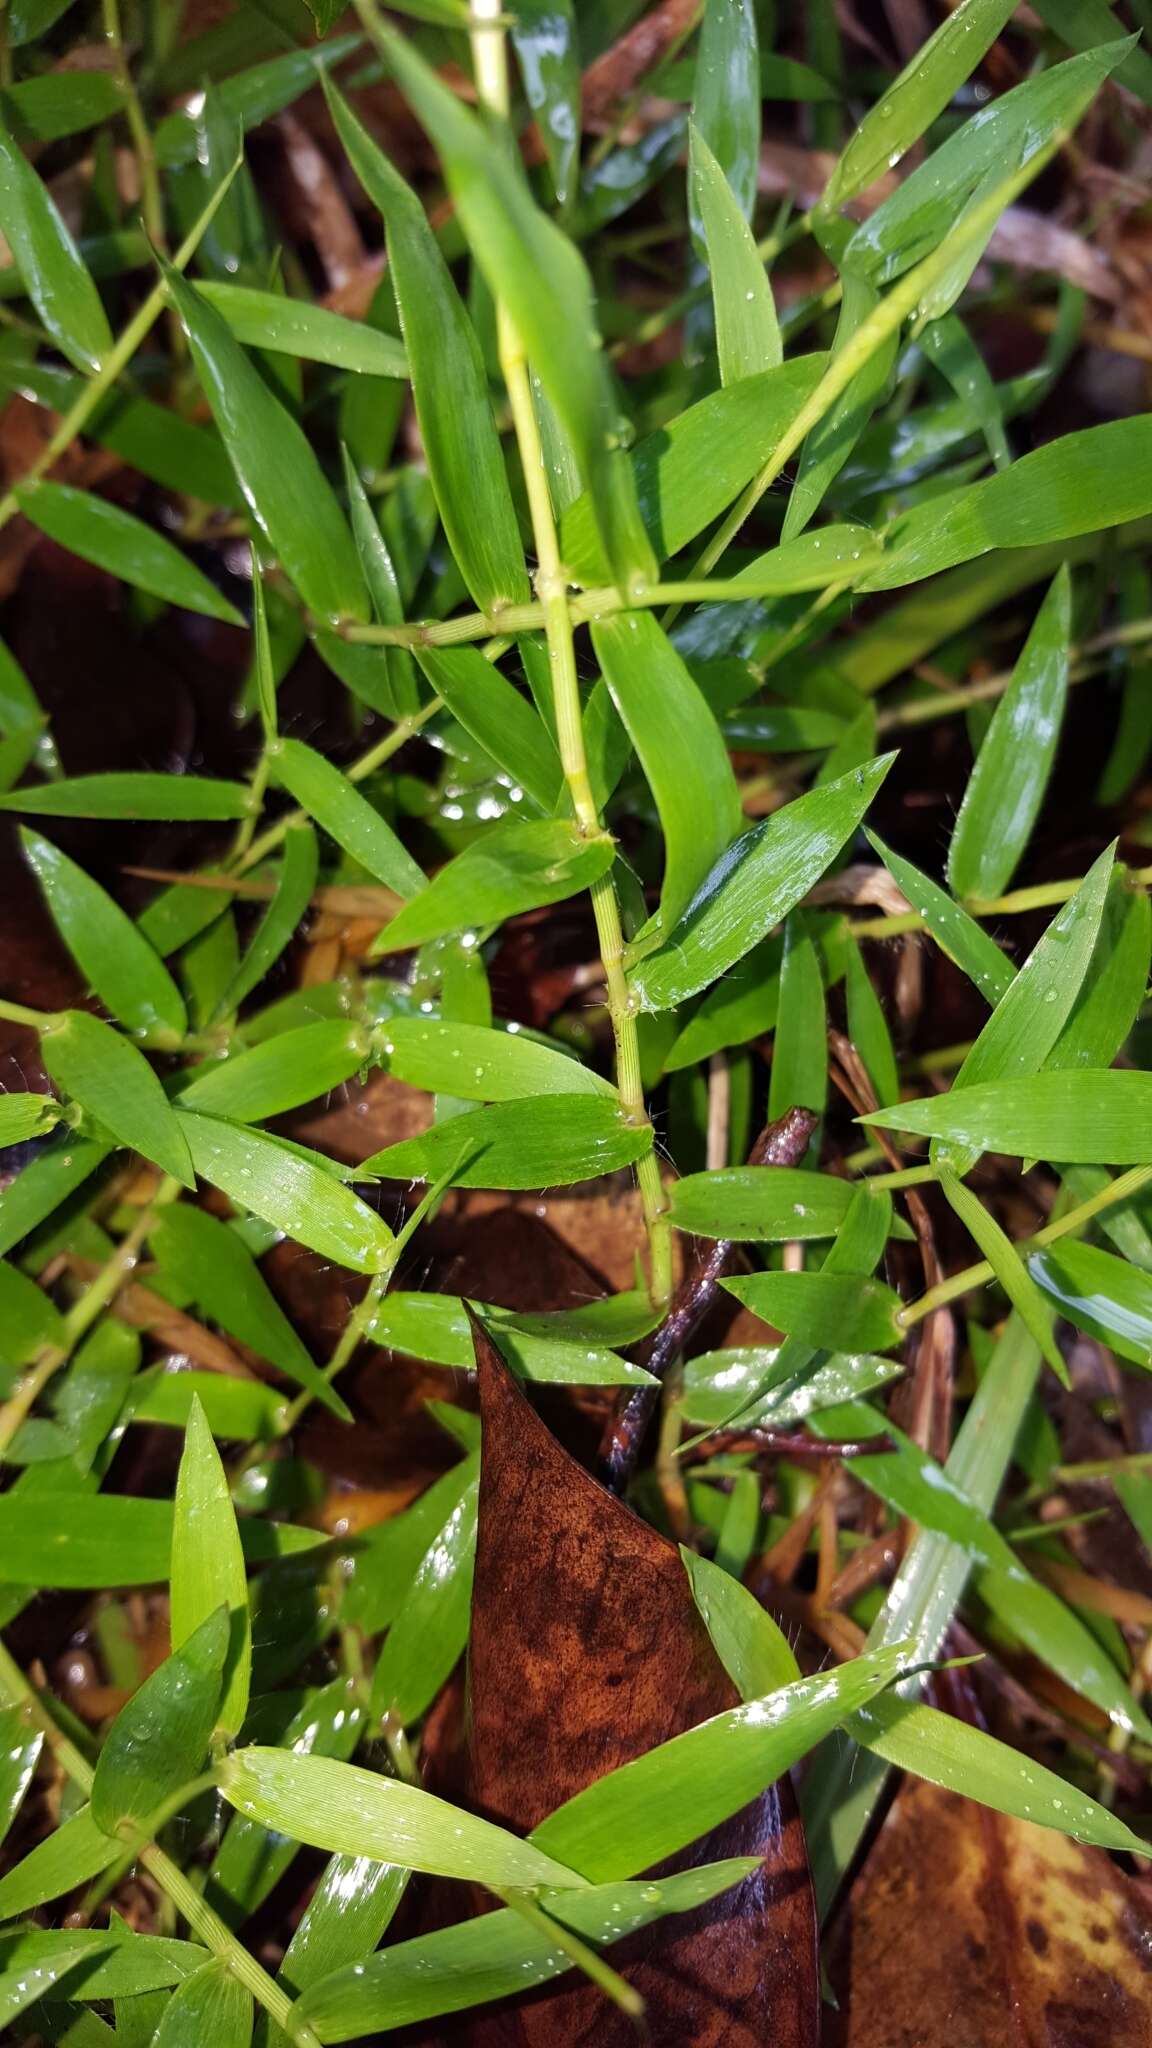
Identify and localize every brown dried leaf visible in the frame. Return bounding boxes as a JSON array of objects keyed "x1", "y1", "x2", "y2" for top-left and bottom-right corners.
[
  {"x1": 826, "y1": 1774, "x2": 1152, "y2": 2047},
  {"x1": 464, "y1": 1316, "x2": 819, "y2": 2045}
]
